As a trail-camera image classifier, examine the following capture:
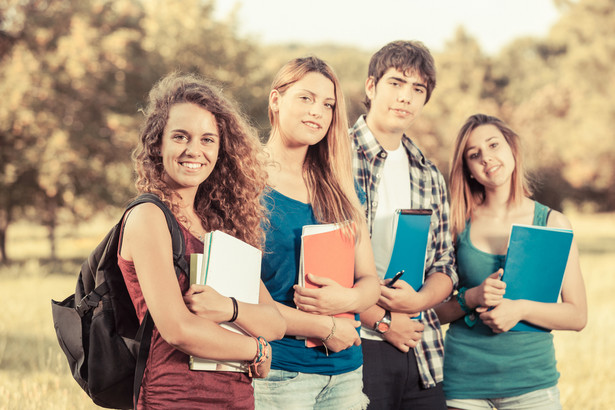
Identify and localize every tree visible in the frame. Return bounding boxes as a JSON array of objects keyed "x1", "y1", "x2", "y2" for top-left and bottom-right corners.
[{"x1": 0, "y1": 0, "x2": 143, "y2": 262}]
